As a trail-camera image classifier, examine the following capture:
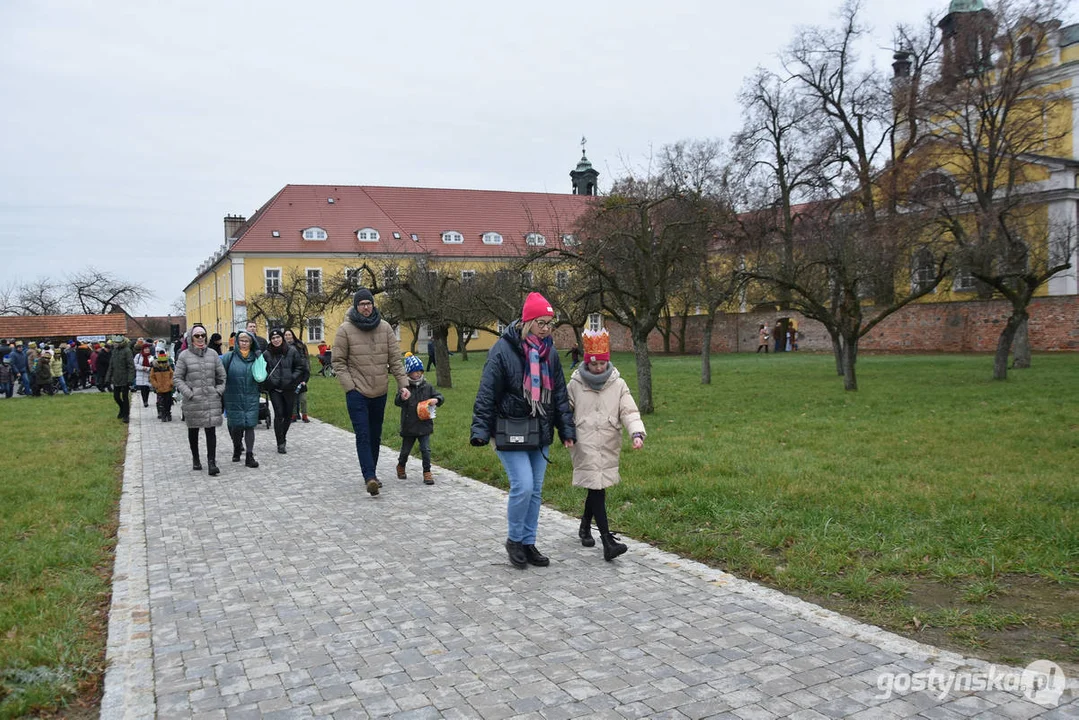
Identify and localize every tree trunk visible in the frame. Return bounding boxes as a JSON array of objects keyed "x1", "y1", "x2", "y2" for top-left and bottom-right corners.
[
  {"x1": 700, "y1": 312, "x2": 715, "y2": 384},
  {"x1": 831, "y1": 334, "x2": 843, "y2": 376},
  {"x1": 433, "y1": 326, "x2": 453, "y2": 388},
  {"x1": 1011, "y1": 317, "x2": 1030, "y2": 369},
  {"x1": 677, "y1": 312, "x2": 688, "y2": 354},
  {"x1": 841, "y1": 333, "x2": 858, "y2": 391},
  {"x1": 632, "y1": 329, "x2": 654, "y2": 414},
  {"x1": 993, "y1": 309, "x2": 1027, "y2": 381},
  {"x1": 456, "y1": 327, "x2": 470, "y2": 362}
]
